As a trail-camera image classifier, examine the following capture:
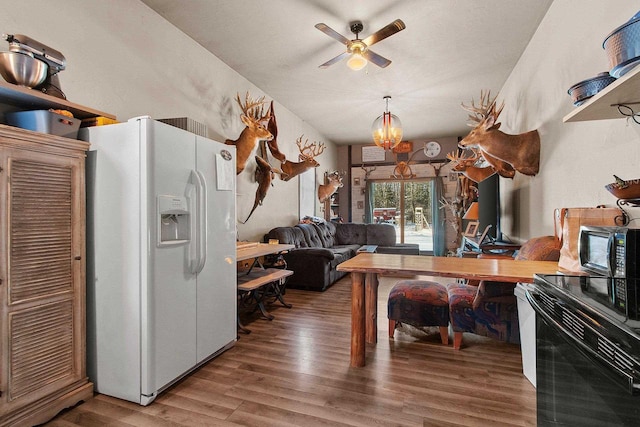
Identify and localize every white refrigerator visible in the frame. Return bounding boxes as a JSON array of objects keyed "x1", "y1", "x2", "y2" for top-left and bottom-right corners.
[{"x1": 81, "y1": 117, "x2": 237, "y2": 405}]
